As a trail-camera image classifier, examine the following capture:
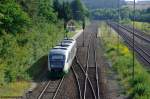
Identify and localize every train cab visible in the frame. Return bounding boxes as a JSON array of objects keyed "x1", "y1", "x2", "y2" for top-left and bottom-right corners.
[{"x1": 48, "y1": 47, "x2": 67, "y2": 72}]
